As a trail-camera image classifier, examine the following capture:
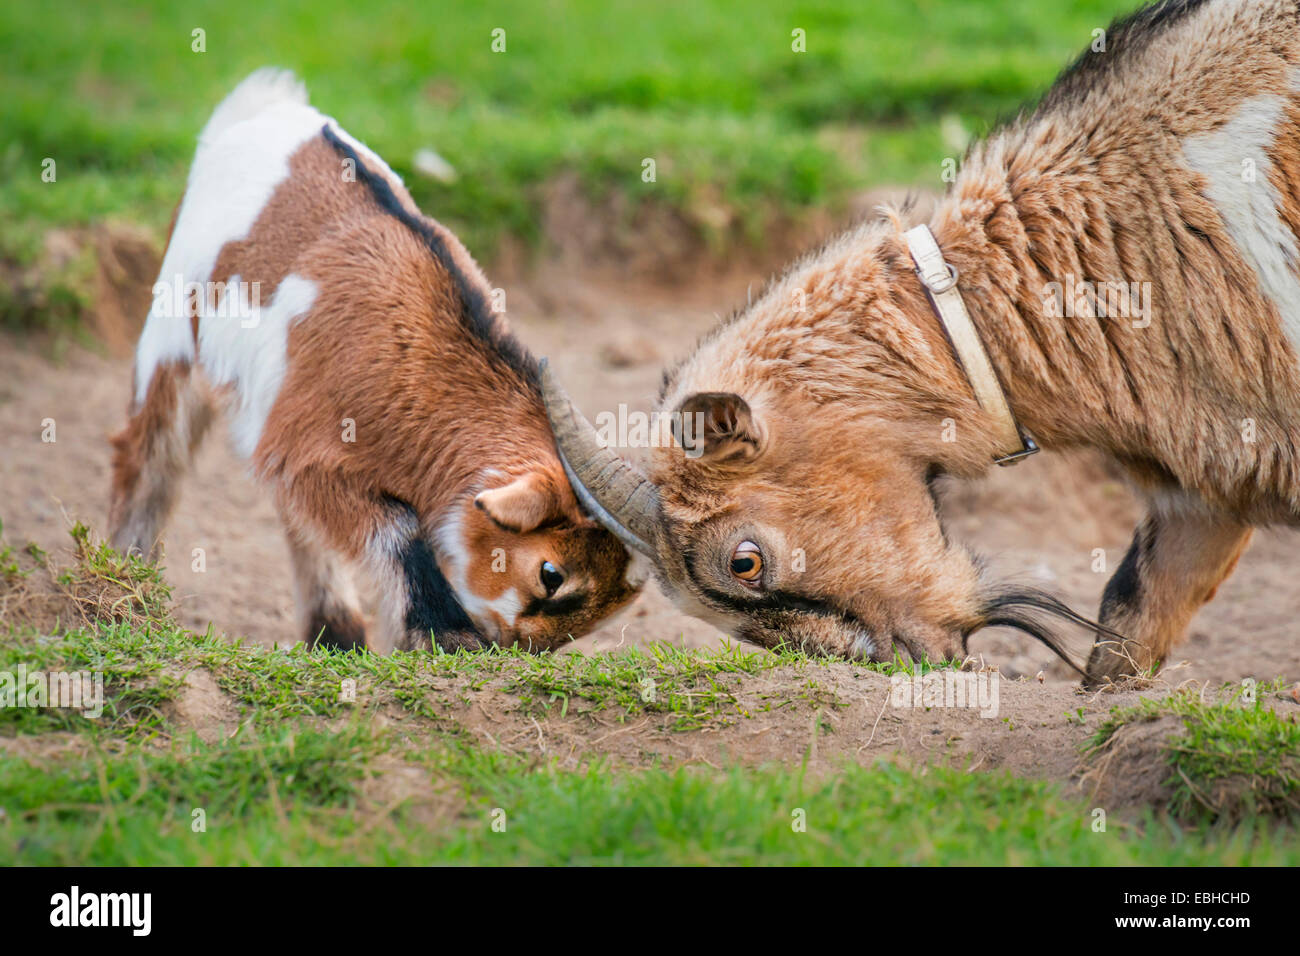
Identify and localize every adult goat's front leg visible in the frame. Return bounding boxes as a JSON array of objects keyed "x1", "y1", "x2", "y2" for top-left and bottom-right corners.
[{"x1": 1084, "y1": 502, "x2": 1251, "y2": 686}]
